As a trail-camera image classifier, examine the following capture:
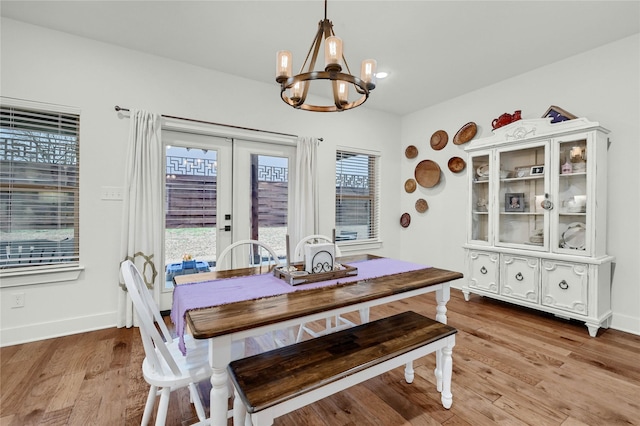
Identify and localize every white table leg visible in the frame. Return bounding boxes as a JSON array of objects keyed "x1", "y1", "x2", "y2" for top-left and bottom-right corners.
[
  {"x1": 210, "y1": 336, "x2": 232, "y2": 426},
  {"x1": 404, "y1": 361, "x2": 415, "y2": 383},
  {"x1": 435, "y1": 284, "x2": 450, "y2": 324},
  {"x1": 435, "y1": 284, "x2": 450, "y2": 393},
  {"x1": 359, "y1": 307, "x2": 370, "y2": 323}
]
